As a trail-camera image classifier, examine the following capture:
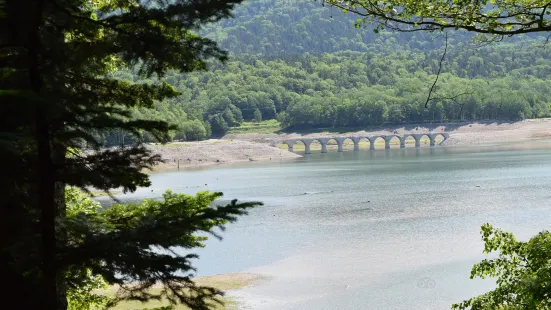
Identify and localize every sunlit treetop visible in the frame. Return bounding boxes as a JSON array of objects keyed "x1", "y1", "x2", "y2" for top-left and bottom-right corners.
[{"x1": 326, "y1": 0, "x2": 551, "y2": 36}]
